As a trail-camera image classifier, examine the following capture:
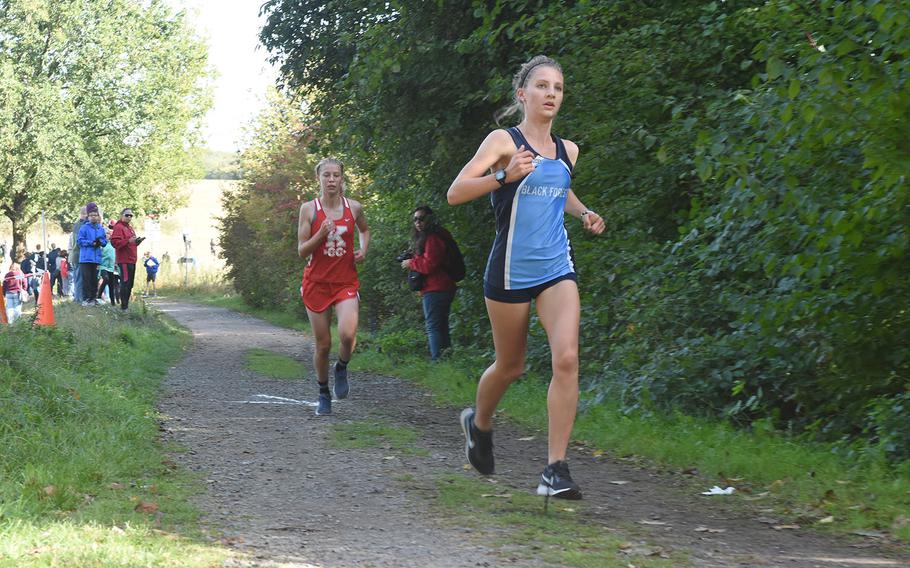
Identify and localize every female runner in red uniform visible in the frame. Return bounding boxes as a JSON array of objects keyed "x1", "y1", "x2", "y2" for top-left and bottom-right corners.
[{"x1": 298, "y1": 158, "x2": 371, "y2": 415}]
